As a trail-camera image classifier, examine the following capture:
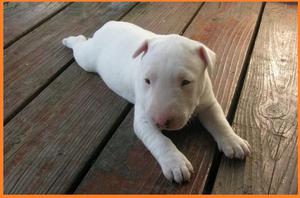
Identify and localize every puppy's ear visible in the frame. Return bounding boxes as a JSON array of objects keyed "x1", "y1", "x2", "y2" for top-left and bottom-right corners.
[
  {"x1": 132, "y1": 40, "x2": 148, "y2": 59},
  {"x1": 198, "y1": 44, "x2": 216, "y2": 75}
]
